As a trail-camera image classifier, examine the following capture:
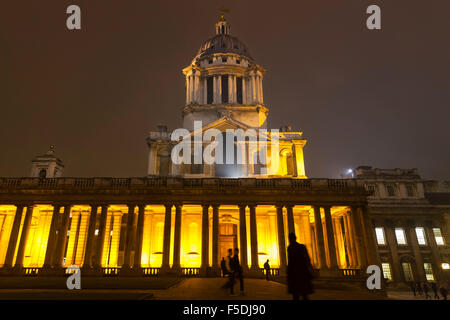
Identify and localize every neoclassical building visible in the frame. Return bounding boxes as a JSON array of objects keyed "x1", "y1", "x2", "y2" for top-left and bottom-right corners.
[{"x1": 0, "y1": 14, "x2": 447, "y2": 290}]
